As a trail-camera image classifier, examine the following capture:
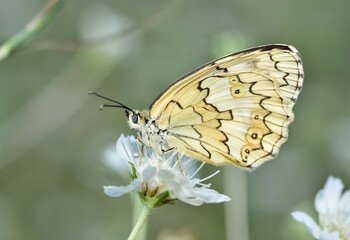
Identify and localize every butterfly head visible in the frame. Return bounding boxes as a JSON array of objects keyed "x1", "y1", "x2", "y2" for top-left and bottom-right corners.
[{"x1": 125, "y1": 109, "x2": 148, "y2": 130}]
